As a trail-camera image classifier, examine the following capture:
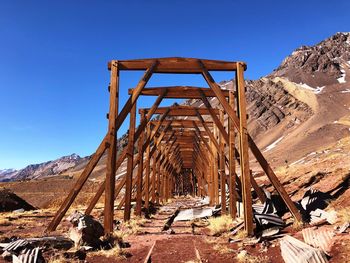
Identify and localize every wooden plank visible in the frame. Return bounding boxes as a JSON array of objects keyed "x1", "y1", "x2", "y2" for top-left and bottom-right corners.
[
  {"x1": 199, "y1": 59, "x2": 303, "y2": 223},
  {"x1": 46, "y1": 135, "x2": 108, "y2": 231},
  {"x1": 129, "y1": 86, "x2": 231, "y2": 98},
  {"x1": 104, "y1": 60, "x2": 119, "y2": 234},
  {"x1": 109, "y1": 57, "x2": 241, "y2": 73}
]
